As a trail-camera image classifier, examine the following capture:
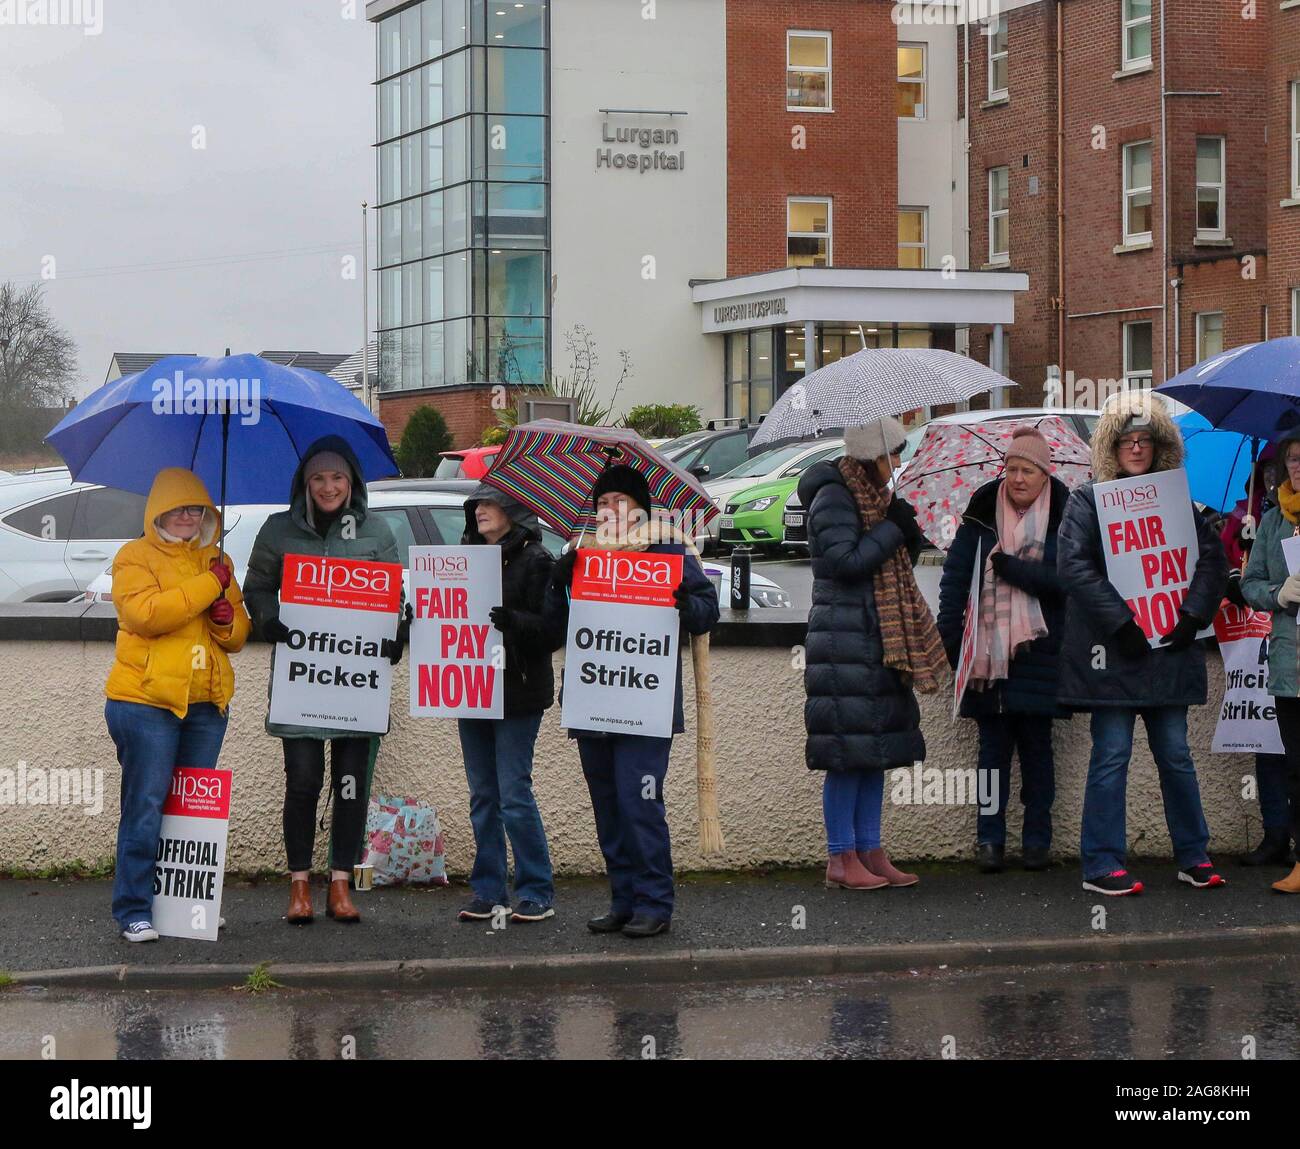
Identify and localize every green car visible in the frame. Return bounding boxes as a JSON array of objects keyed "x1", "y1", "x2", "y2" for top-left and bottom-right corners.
[{"x1": 719, "y1": 473, "x2": 809, "y2": 550}]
